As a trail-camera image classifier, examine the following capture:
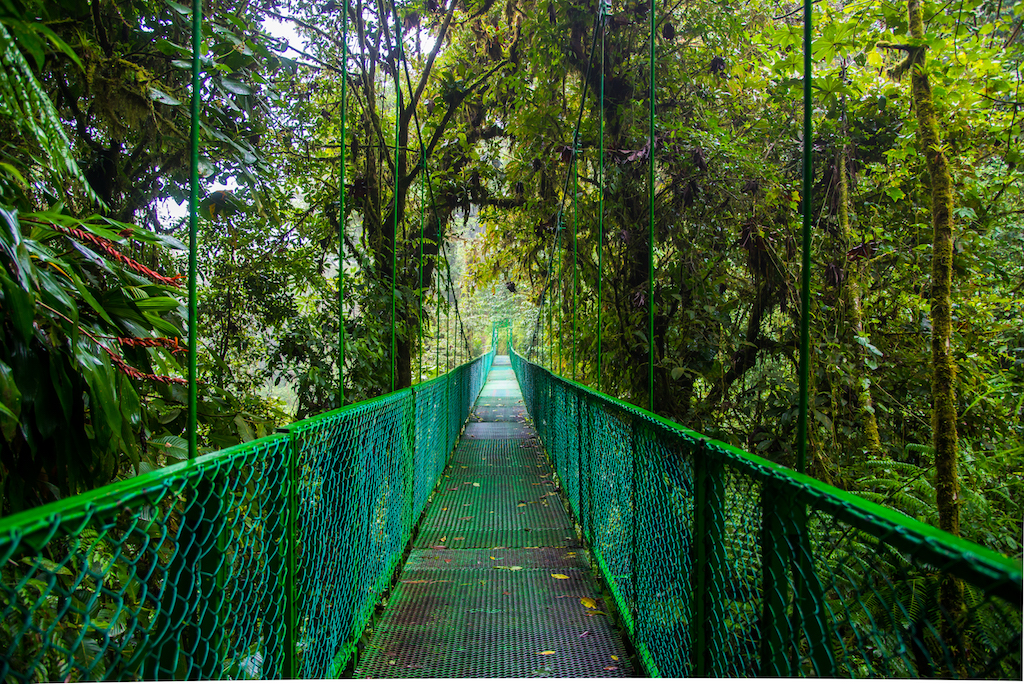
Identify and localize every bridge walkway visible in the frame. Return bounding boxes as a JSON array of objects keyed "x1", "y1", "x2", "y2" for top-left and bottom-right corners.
[{"x1": 353, "y1": 356, "x2": 634, "y2": 677}]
